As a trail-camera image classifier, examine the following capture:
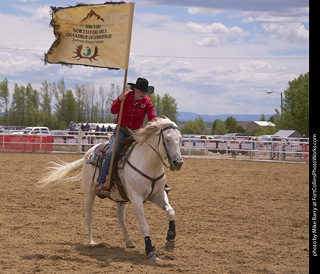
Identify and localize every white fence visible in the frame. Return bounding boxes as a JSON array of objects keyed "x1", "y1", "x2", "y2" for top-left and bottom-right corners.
[
  {"x1": 0, "y1": 131, "x2": 309, "y2": 164},
  {"x1": 180, "y1": 137, "x2": 309, "y2": 164}
]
